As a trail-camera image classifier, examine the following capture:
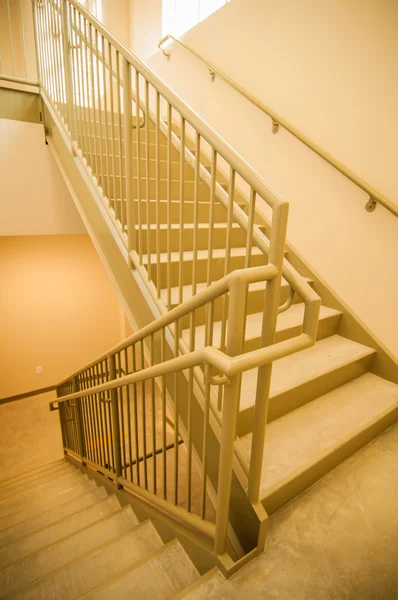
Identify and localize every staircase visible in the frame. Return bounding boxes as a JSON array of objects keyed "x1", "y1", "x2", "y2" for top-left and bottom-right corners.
[
  {"x1": 1, "y1": 0, "x2": 397, "y2": 586},
  {"x1": 0, "y1": 459, "x2": 237, "y2": 598}
]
